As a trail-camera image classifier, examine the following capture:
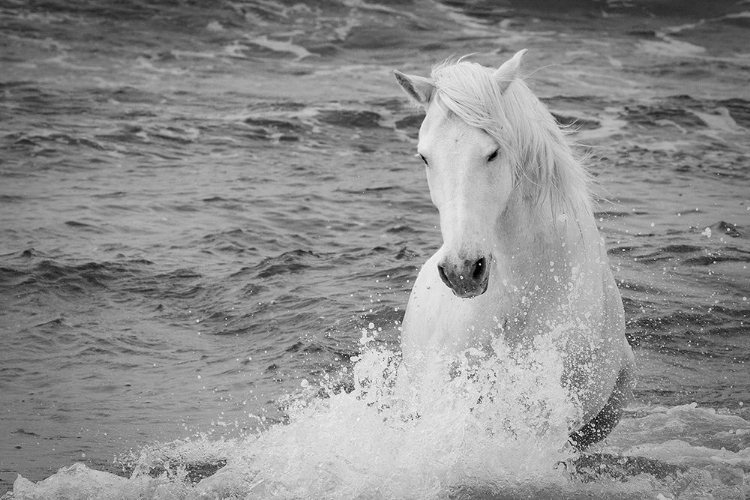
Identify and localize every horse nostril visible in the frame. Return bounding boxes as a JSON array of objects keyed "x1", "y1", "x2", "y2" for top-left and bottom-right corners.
[
  {"x1": 471, "y1": 257, "x2": 487, "y2": 281},
  {"x1": 437, "y1": 264, "x2": 451, "y2": 288}
]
